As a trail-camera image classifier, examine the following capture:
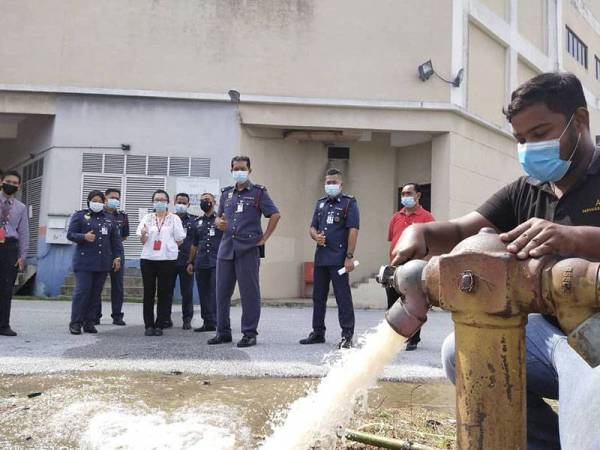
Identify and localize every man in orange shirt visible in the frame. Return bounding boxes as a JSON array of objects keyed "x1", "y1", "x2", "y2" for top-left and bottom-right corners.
[{"x1": 387, "y1": 182, "x2": 435, "y2": 350}]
